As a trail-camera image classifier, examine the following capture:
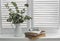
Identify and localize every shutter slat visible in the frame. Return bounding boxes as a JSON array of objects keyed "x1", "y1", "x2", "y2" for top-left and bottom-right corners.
[
  {"x1": 33, "y1": 0, "x2": 59, "y2": 28},
  {"x1": 1, "y1": 0, "x2": 27, "y2": 28}
]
